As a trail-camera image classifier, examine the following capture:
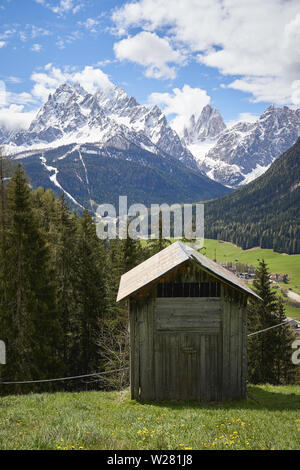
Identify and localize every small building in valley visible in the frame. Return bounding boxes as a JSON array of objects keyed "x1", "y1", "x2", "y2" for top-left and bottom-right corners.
[{"x1": 117, "y1": 241, "x2": 261, "y2": 402}]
